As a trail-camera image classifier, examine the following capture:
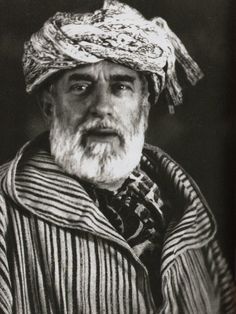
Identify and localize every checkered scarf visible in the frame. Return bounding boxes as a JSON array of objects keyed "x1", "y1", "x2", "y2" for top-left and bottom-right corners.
[
  {"x1": 81, "y1": 160, "x2": 169, "y2": 308},
  {"x1": 23, "y1": 0, "x2": 203, "y2": 112}
]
